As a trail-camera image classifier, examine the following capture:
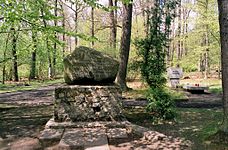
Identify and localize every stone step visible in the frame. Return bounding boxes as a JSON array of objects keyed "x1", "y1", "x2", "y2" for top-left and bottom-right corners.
[
  {"x1": 106, "y1": 128, "x2": 129, "y2": 144},
  {"x1": 85, "y1": 144, "x2": 109, "y2": 150},
  {"x1": 39, "y1": 128, "x2": 64, "y2": 147},
  {"x1": 59, "y1": 129, "x2": 84, "y2": 150},
  {"x1": 59, "y1": 128, "x2": 110, "y2": 150}
]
